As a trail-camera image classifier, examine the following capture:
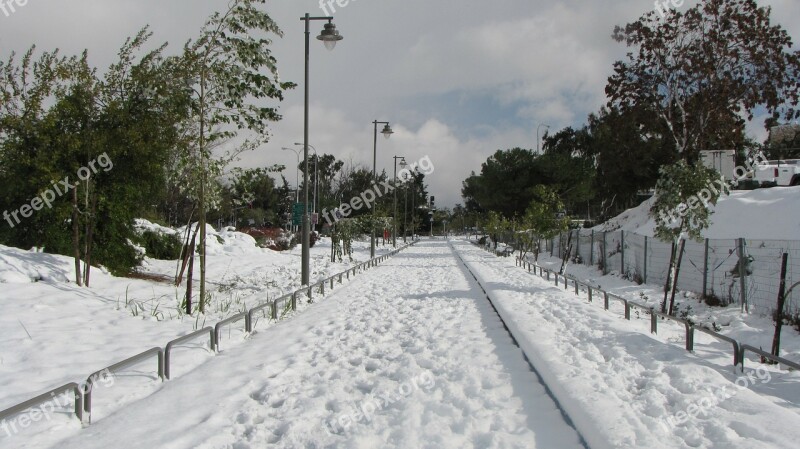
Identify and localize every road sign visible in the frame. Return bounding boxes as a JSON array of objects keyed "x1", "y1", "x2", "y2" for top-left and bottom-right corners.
[{"x1": 292, "y1": 203, "x2": 305, "y2": 226}]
